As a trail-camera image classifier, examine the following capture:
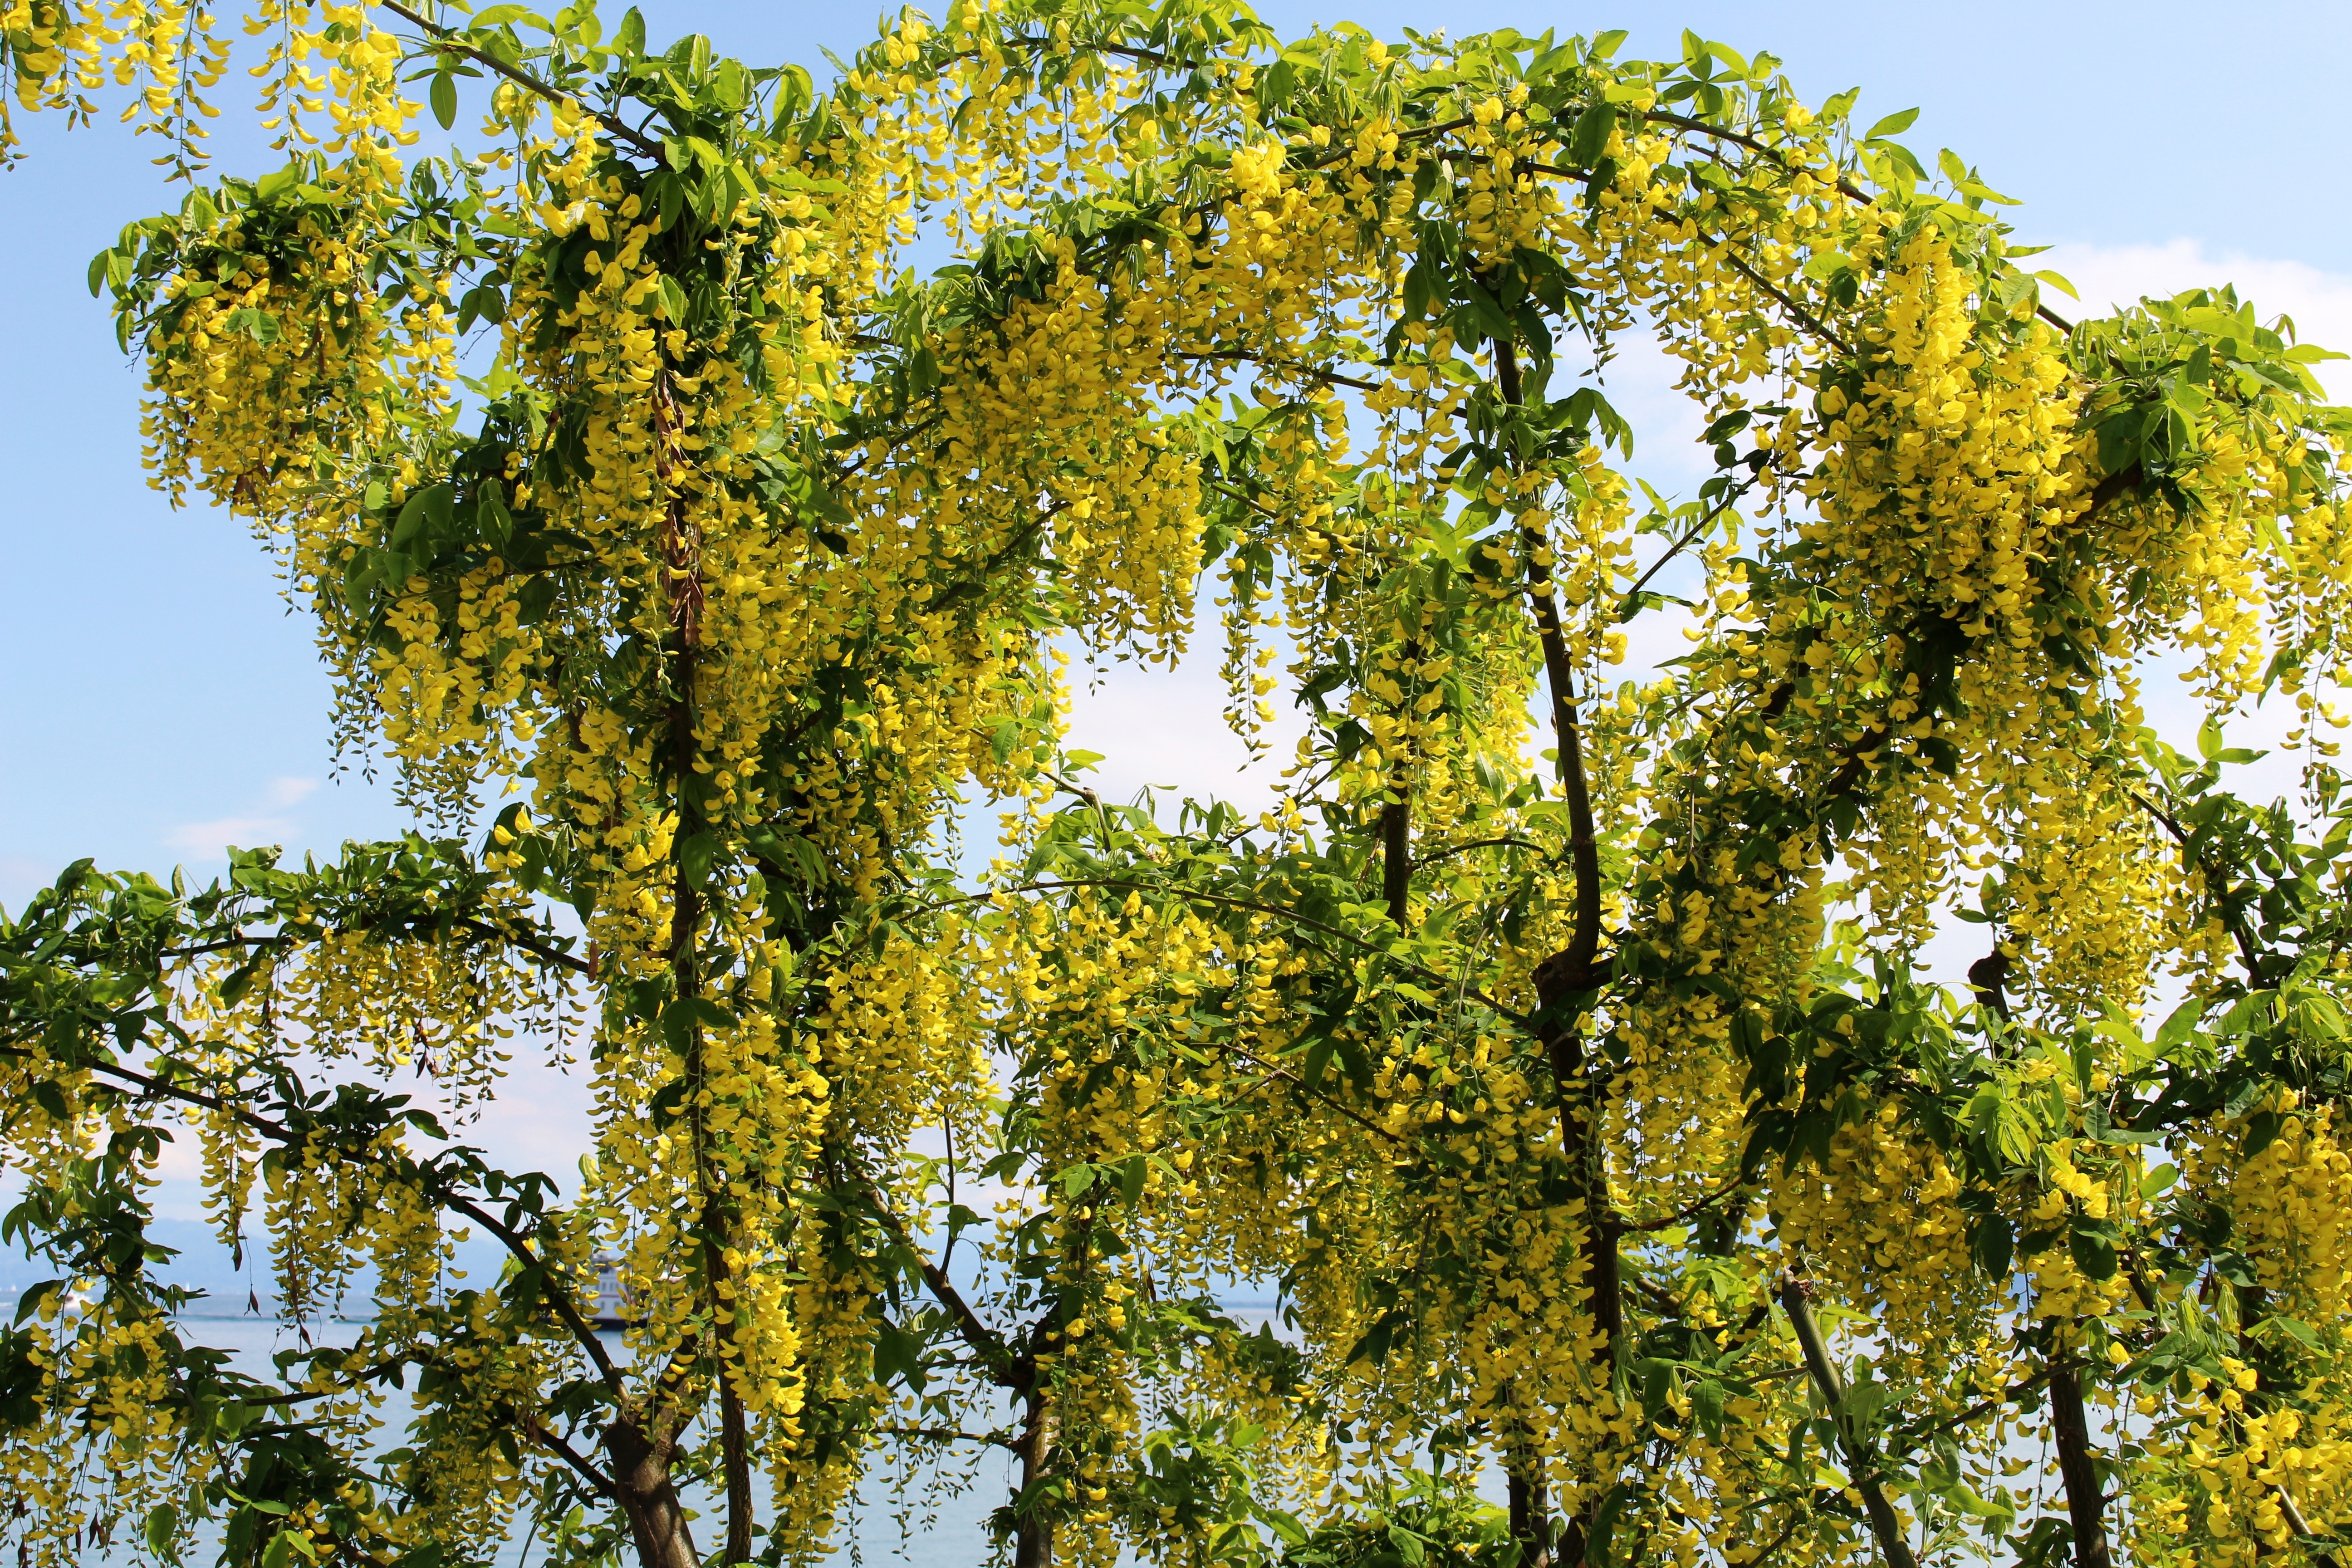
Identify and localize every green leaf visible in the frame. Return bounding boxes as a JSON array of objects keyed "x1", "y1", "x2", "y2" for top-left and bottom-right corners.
[
  {"x1": 1969, "y1": 1213, "x2": 2014, "y2": 1279},
  {"x1": 1569, "y1": 99, "x2": 1617, "y2": 167},
  {"x1": 2242, "y1": 1109, "x2": 2285, "y2": 1160},
  {"x1": 1584, "y1": 1484, "x2": 1628, "y2": 1566},
  {"x1": 1301, "y1": 1033, "x2": 1337, "y2": 1088},
  {"x1": 677, "y1": 831, "x2": 721, "y2": 889},
  {"x1": 1863, "y1": 107, "x2": 1919, "y2": 139},
  {"x1": 2069, "y1": 1220, "x2": 2119, "y2": 1282},
  {"x1": 392, "y1": 483, "x2": 454, "y2": 549},
  {"x1": 144, "y1": 1504, "x2": 181, "y2": 1565},
  {"x1": 430, "y1": 69, "x2": 458, "y2": 131},
  {"x1": 2295, "y1": 991, "x2": 2349, "y2": 1041},
  {"x1": 225, "y1": 308, "x2": 280, "y2": 344},
  {"x1": 477, "y1": 482, "x2": 514, "y2": 548},
  {"x1": 1401, "y1": 258, "x2": 1434, "y2": 323}
]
